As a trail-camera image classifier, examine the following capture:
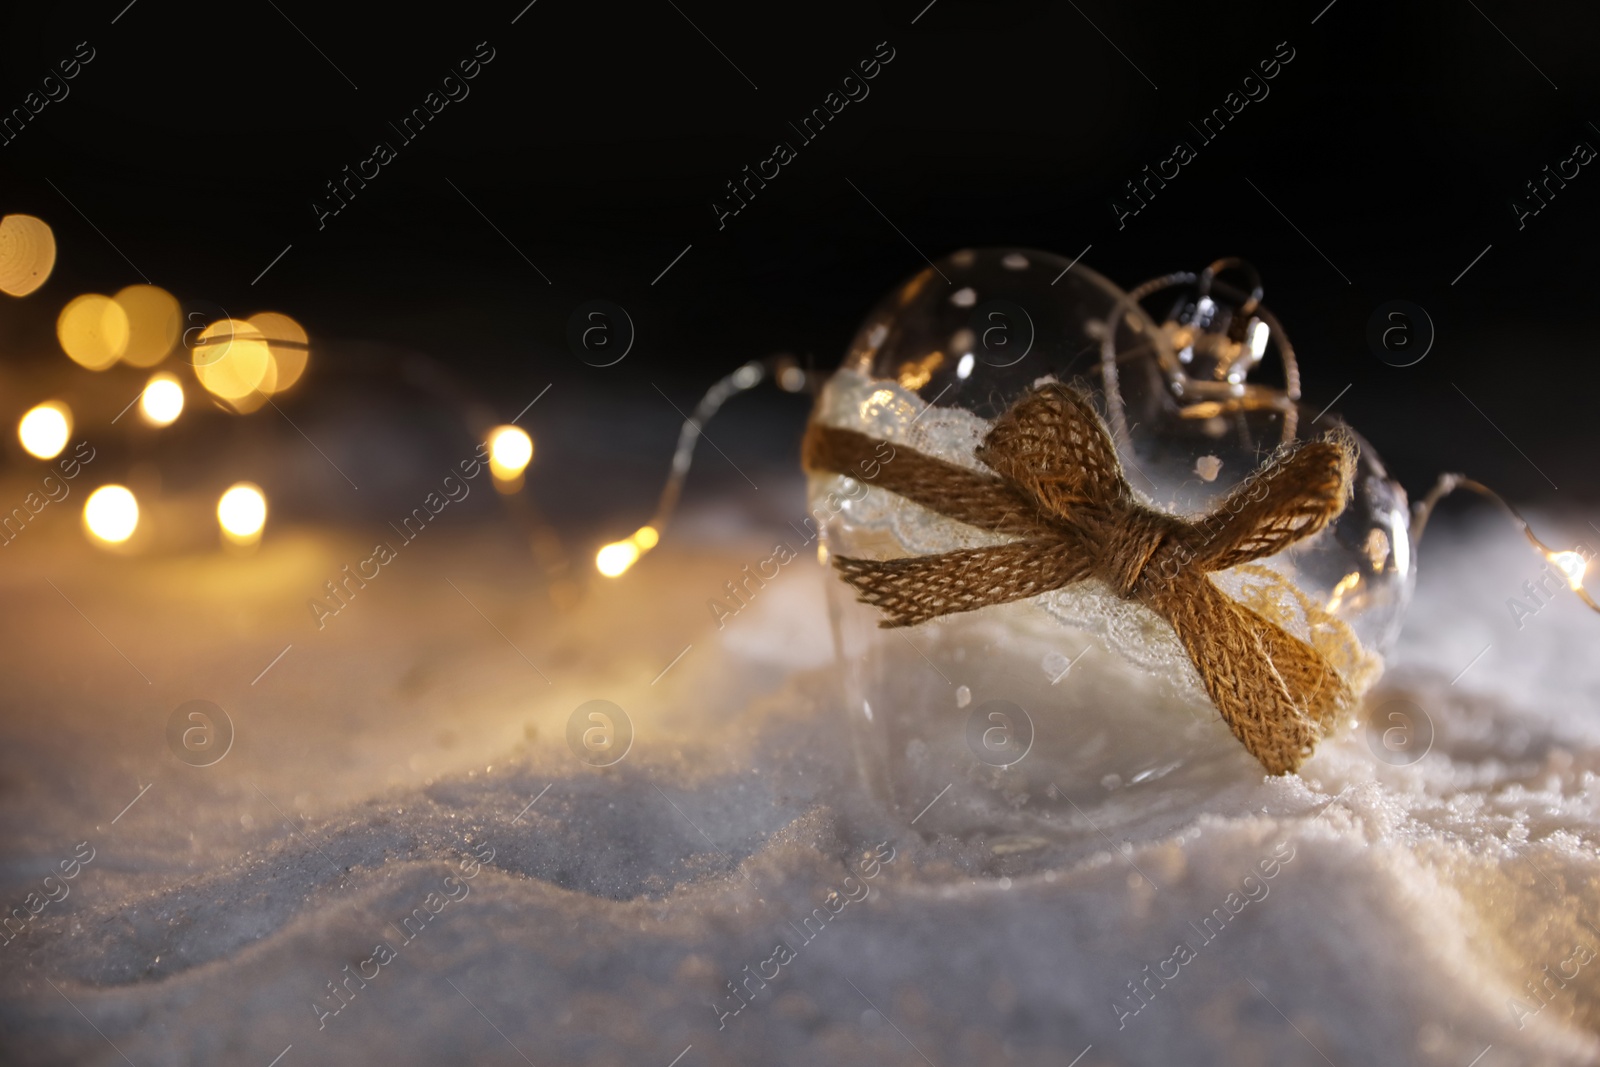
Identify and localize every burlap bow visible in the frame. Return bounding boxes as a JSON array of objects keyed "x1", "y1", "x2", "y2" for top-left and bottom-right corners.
[{"x1": 803, "y1": 382, "x2": 1360, "y2": 775}]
